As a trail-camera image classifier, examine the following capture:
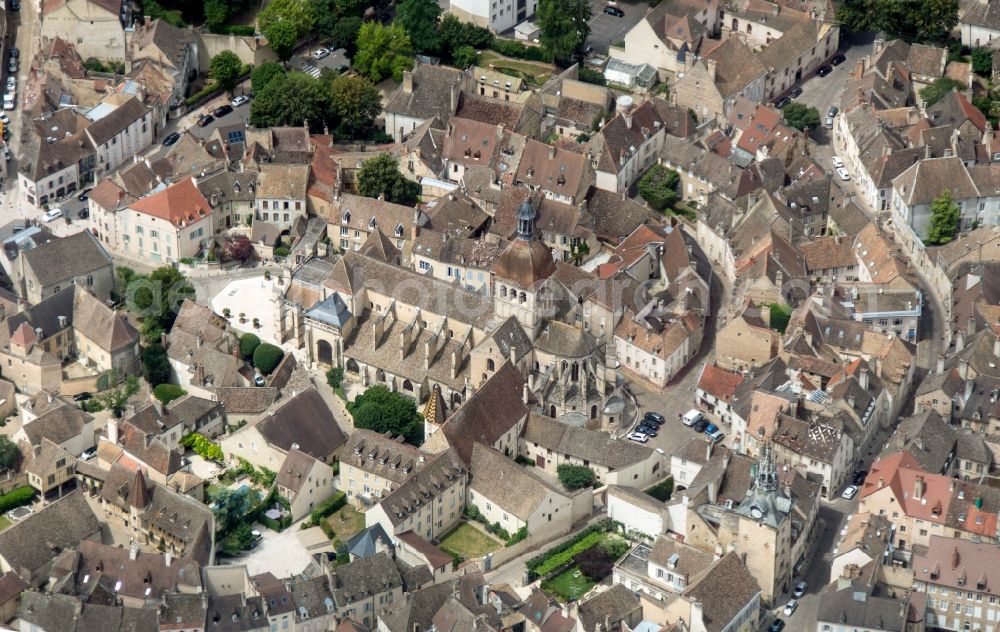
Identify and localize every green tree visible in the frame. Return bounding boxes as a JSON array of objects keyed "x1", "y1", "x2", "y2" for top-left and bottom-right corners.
[
  {"x1": 258, "y1": 0, "x2": 315, "y2": 38},
  {"x1": 536, "y1": 0, "x2": 590, "y2": 62},
  {"x1": 141, "y1": 343, "x2": 171, "y2": 386},
  {"x1": 836, "y1": 0, "x2": 957, "y2": 43},
  {"x1": 557, "y1": 463, "x2": 596, "y2": 490},
  {"x1": 638, "y1": 164, "x2": 680, "y2": 212},
  {"x1": 97, "y1": 373, "x2": 140, "y2": 418},
  {"x1": 781, "y1": 102, "x2": 821, "y2": 131},
  {"x1": 574, "y1": 546, "x2": 614, "y2": 580},
  {"x1": 333, "y1": 0, "x2": 366, "y2": 17},
  {"x1": 396, "y1": 0, "x2": 442, "y2": 53},
  {"x1": 330, "y1": 16, "x2": 363, "y2": 58},
  {"x1": 357, "y1": 153, "x2": 420, "y2": 205},
  {"x1": 438, "y1": 14, "x2": 493, "y2": 53},
  {"x1": 353, "y1": 22, "x2": 415, "y2": 83},
  {"x1": 239, "y1": 333, "x2": 261, "y2": 359},
  {"x1": 213, "y1": 487, "x2": 256, "y2": 535},
  {"x1": 210, "y1": 50, "x2": 243, "y2": 94},
  {"x1": 972, "y1": 47, "x2": 994, "y2": 77},
  {"x1": 264, "y1": 19, "x2": 299, "y2": 62},
  {"x1": 452, "y1": 45, "x2": 478, "y2": 70},
  {"x1": 767, "y1": 303, "x2": 792, "y2": 334},
  {"x1": 348, "y1": 384, "x2": 423, "y2": 445},
  {"x1": 251, "y1": 61, "x2": 286, "y2": 93},
  {"x1": 329, "y1": 74, "x2": 382, "y2": 137},
  {"x1": 127, "y1": 266, "x2": 195, "y2": 342},
  {"x1": 919, "y1": 77, "x2": 966, "y2": 107},
  {"x1": 0, "y1": 436, "x2": 20, "y2": 472},
  {"x1": 252, "y1": 343, "x2": 285, "y2": 375},
  {"x1": 578, "y1": 67, "x2": 606, "y2": 86},
  {"x1": 204, "y1": 0, "x2": 228, "y2": 31},
  {"x1": 249, "y1": 72, "x2": 333, "y2": 130},
  {"x1": 926, "y1": 189, "x2": 961, "y2": 245},
  {"x1": 326, "y1": 366, "x2": 344, "y2": 389},
  {"x1": 153, "y1": 383, "x2": 187, "y2": 405}
]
